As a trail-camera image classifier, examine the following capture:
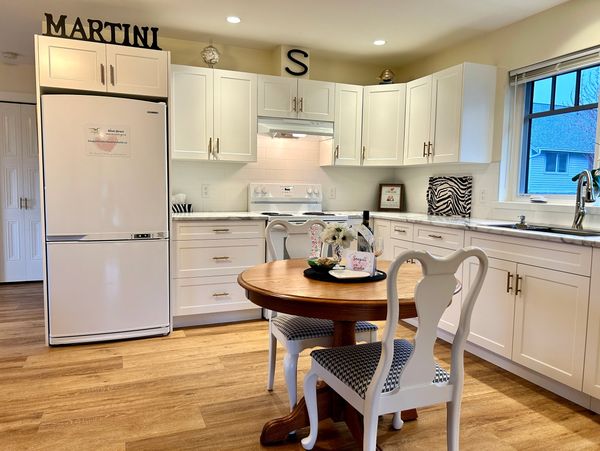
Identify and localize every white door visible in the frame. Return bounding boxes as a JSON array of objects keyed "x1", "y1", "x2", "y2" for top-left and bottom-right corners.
[
  {"x1": 584, "y1": 250, "x2": 600, "y2": 398},
  {"x1": 430, "y1": 65, "x2": 462, "y2": 163},
  {"x1": 37, "y1": 35, "x2": 106, "y2": 92},
  {"x1": 512, "y1": 264, "x2": 589, "y2": 389},
  {"x1": 257, "y1": 75, "x2": 297, "y2": 118},
  {"x1": 170, "y1": 65, "x2": 213, "y2": 160},
  {"x1": 298, "y1": 79, "x2": 335, "y2": 121},
  {"x1": 467, "y1": 257, "x2": 516, "y2": 358},
  {"x1": 106, "y1": 45, "x2": 168, "y2": 97},
  {"x1": 47, "y1": 240, "x2": 169, "y2": 338},
  {"x1": 213, "y1": 69, "x2": 257, "y2": 162},
  {"x1": 20, "y1": 105, "x2": 43, "y2": 280},
  {"x1": 403, "y1": 75, "x2": 431, "y2": 166},
  {"x1": 362, "y1": 84, "x2": 405, "y2": 166},
  {"x1": 42, "y1": 95, "x2": 168, "y2": 238},
  {"x1": 333, "y1": 83, "x2": 362, "y2": 166}
]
